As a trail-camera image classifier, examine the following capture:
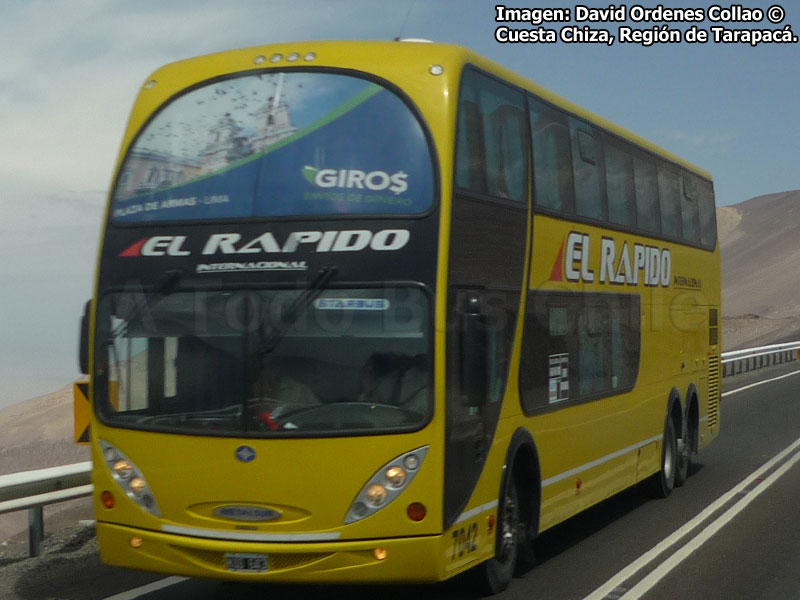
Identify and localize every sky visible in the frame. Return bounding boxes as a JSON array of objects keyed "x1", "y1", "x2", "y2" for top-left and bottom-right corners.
[{"x1": 0, "y1": 0, "x2": 798, "y2": 408}]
